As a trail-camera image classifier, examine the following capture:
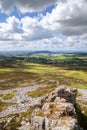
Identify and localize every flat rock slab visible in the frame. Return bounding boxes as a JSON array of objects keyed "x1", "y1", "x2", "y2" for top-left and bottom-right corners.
[{"x1": 0, "y1": 84, "x2": 46, "y2": 118}]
